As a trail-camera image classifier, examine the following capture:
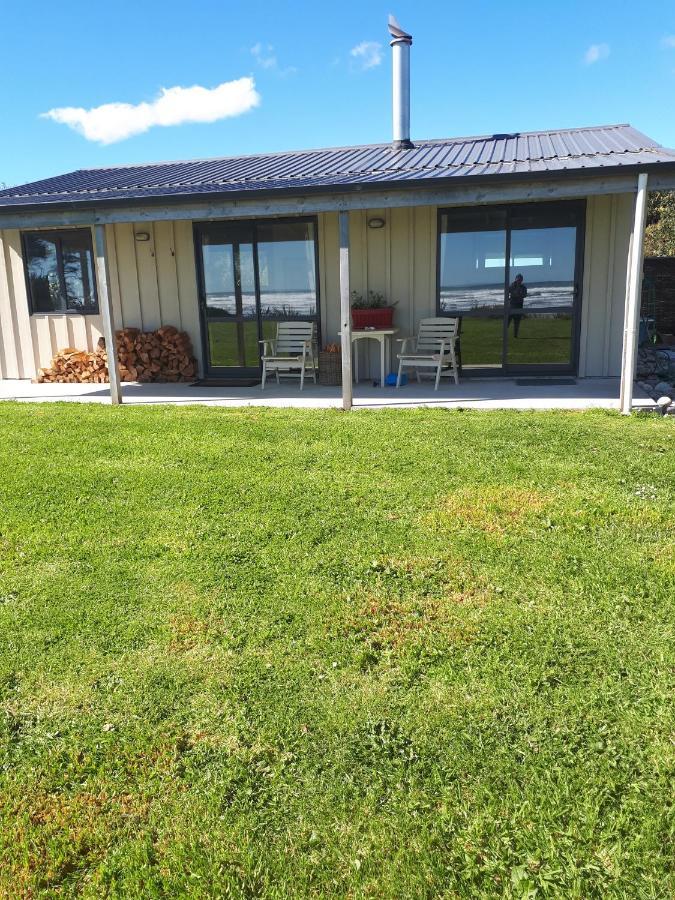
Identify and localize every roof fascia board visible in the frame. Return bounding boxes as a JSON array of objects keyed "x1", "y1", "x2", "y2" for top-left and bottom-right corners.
[{"x1": 0, "y1": 170, "x2": 666, "y2": 231}]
